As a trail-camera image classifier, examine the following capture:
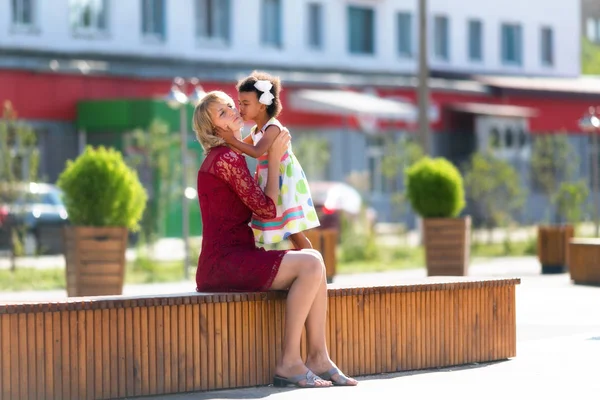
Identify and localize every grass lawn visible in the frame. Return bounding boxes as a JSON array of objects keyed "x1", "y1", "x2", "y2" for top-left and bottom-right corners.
[
  {"x1": 0, "y1": 258, "x2": 187, "y2": 292},
  {"x1": 0, "y1": 237, "x2": 537, "y2": 292}
]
